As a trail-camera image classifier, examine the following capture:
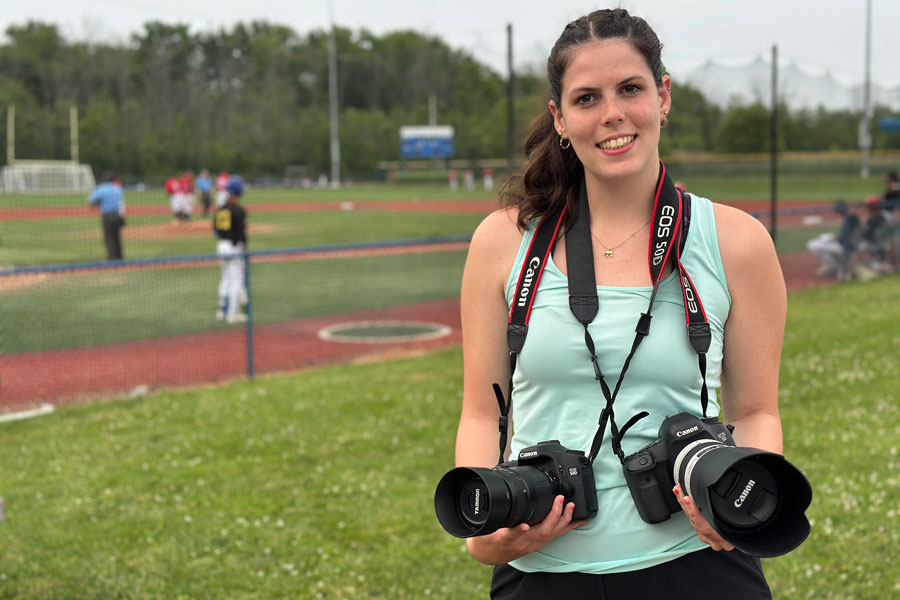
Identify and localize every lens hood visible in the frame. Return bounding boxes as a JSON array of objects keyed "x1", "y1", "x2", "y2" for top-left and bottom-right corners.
[
  {"x1": 689, "y1": 447, "x2": 812, "y2": 557},
  {"x1": 434, "y1": 467, "x2": 513, "y2": 538}
]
